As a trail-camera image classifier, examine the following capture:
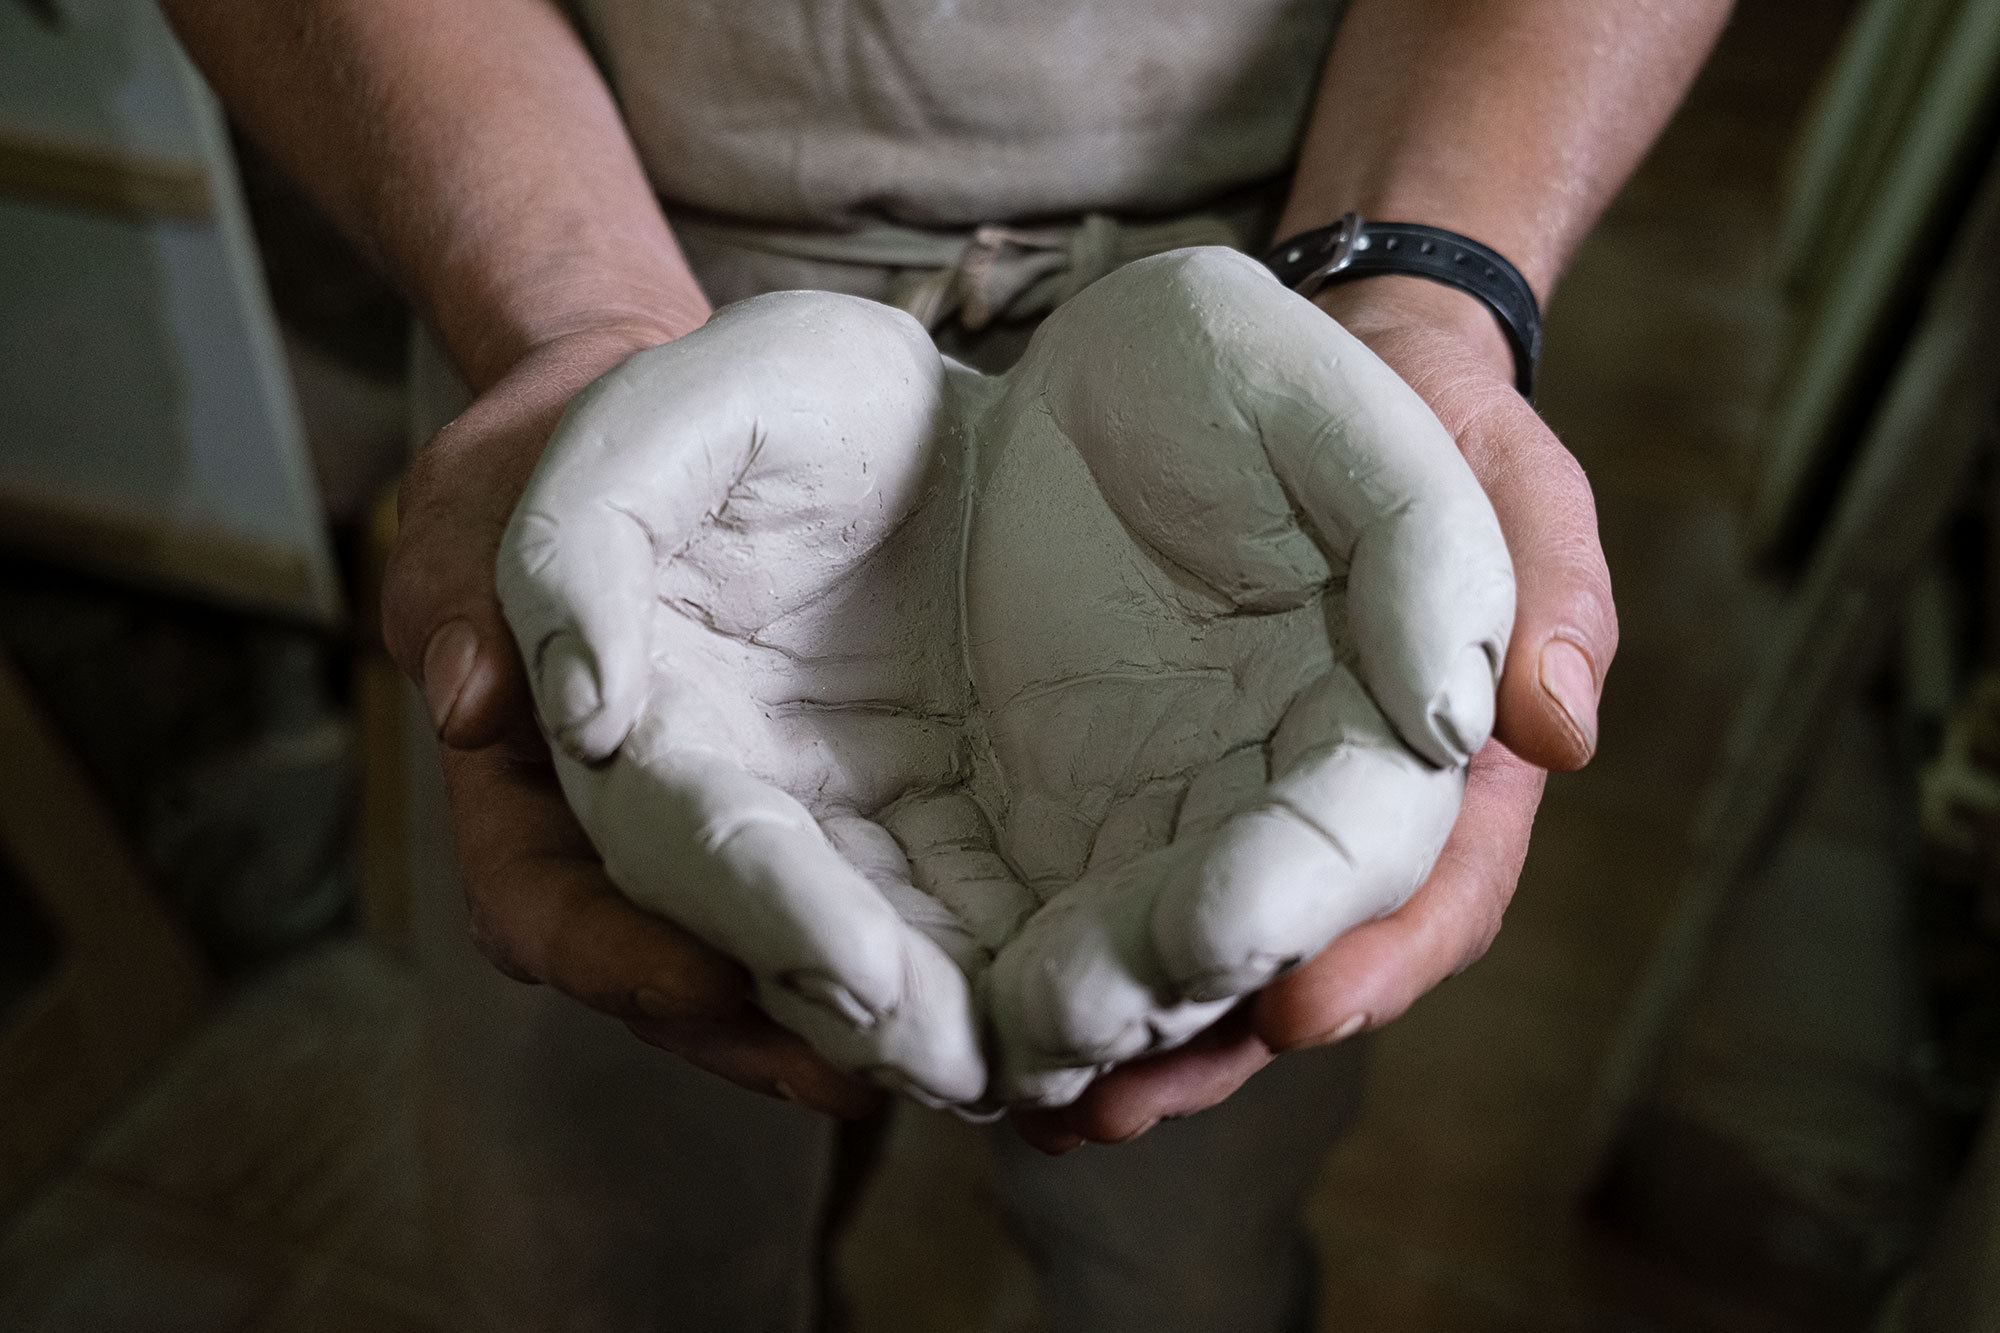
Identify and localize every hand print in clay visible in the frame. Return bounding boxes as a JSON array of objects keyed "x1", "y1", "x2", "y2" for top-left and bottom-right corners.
[{"x1": 496, "y1": 248, "x2": 1515, "y2": 1112}]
